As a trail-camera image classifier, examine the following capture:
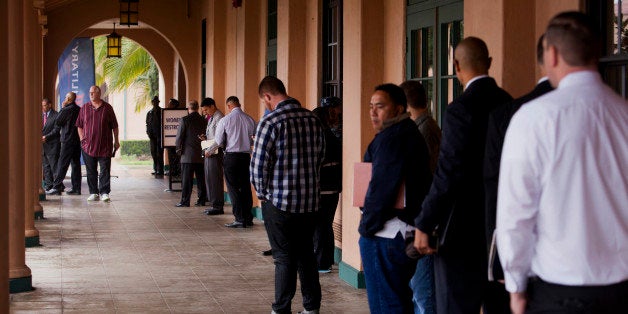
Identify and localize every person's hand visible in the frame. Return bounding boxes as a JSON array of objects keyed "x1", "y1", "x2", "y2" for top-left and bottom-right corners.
[
  {"x1": 41, "y1": 136, "x2": 46, "y2": 143},
  {"x1": 204, "y1": 151, "x2": 211, "y2": 158},
  {"x1": 413, "y1": 228, "x2": 435, "y2": 255},
  {"x1": 510, "y1": 292, "x2": 527, "y2": 314},
  {"x1": 198, "y1": 134, "x2": 207, "y2": 140},
  {"x1": 114, "y1": 141, "x2": 120, "y2": 150}
]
